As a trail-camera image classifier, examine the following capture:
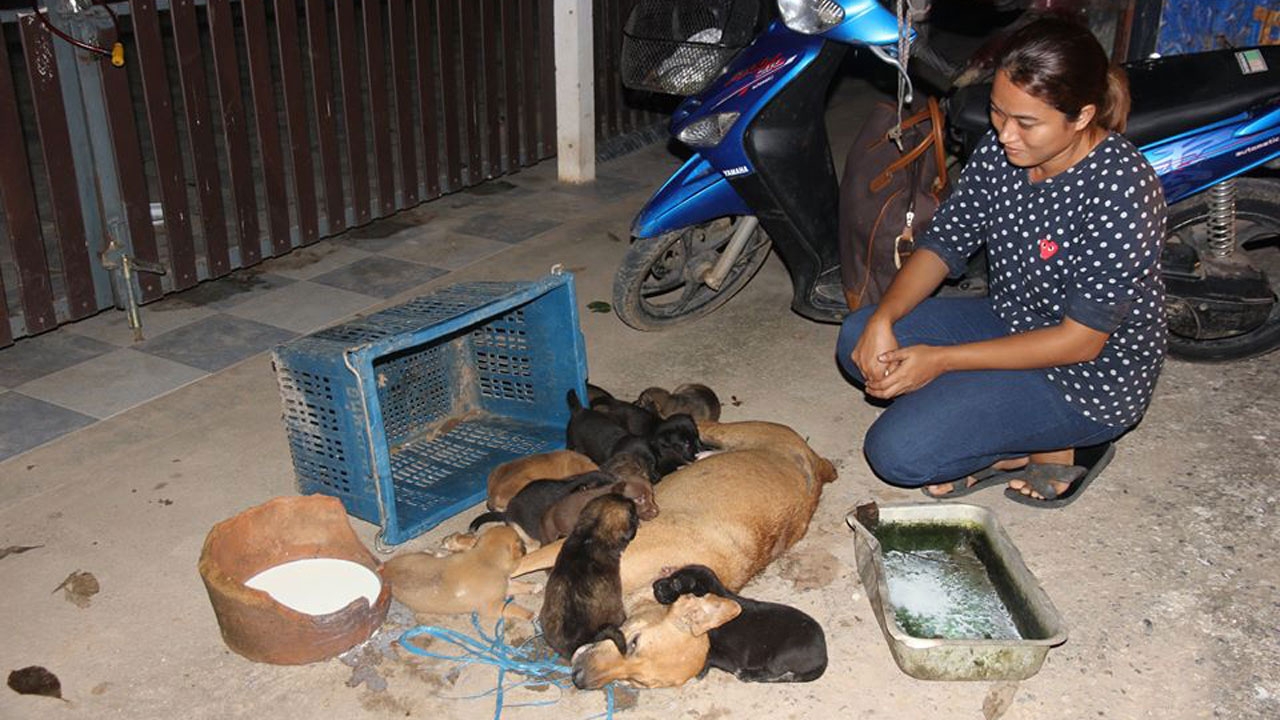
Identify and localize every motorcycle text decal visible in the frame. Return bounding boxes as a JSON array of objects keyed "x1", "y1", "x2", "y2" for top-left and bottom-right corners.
[{"x1": 711, "y1": 53, "x2": 799, "y2": 110}]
